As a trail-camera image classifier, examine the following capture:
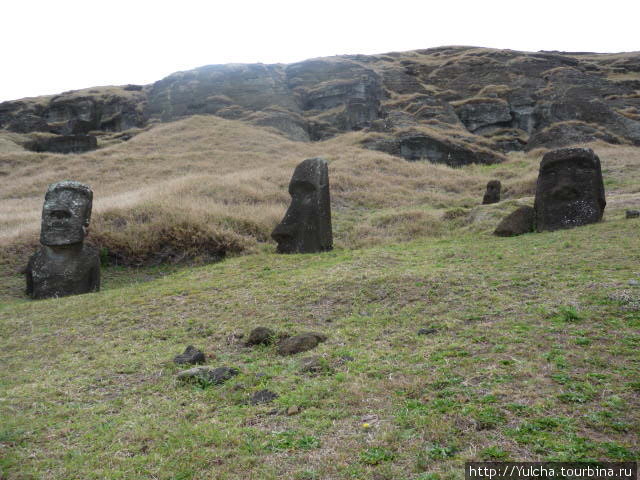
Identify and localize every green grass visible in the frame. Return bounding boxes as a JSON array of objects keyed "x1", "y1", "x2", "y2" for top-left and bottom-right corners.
[{"x1": 1, "y1": 218, "x2": 639, "y2": 479}]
